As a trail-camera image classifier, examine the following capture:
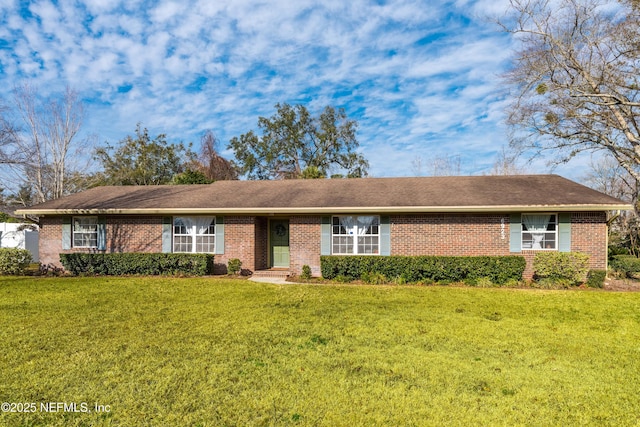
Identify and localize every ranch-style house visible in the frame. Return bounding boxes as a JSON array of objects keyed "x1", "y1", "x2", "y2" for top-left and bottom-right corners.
[{"x1": 16, "y1": 175, "x2": 630, "y2": 278}]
